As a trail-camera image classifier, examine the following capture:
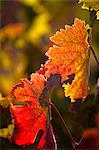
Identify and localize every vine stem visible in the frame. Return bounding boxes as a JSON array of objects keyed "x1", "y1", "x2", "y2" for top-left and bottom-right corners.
[
  {"x1": 48, "y1": 98, "x2": 52, "y2": 121},
  {"x1": 49, "y1": 102, "x2": 79, "y2": 149},
  {"x1": 90, "y1": 46, "x2": 99, "y2": 68},
  {"x1": 89, "y1": 7, "x2": 99, "y2": 68}
]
